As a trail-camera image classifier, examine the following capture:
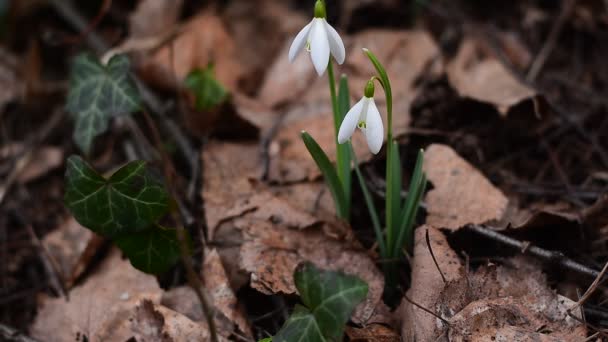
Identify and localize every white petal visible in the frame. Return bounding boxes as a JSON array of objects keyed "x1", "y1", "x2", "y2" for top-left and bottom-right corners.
[
  {"x1": 310, "y1": 19, "x2": 330, "y2": 76},
  {"x1": 338, "y1": 97, "x2": 365, "y2": 144},
  {"x1": 364, "y1": 99, "x2": 384, "y2": 154},
  {"x1": 288, "y1": 21, "x2": 313, "y2": 63},
  {"x1": 324, "y1": 20, "x2": 345, "y2": 64}
]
